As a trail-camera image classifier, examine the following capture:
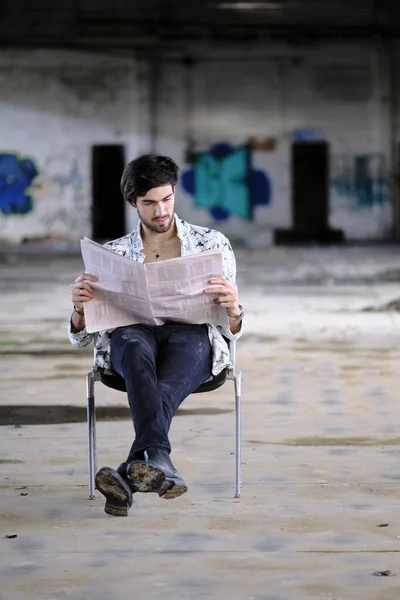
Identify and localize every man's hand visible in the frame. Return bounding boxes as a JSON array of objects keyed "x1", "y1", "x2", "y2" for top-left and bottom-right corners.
[
  {"x1": 204, "y1": 277, "x2": 241, "y2": 318},
  {"x1": 71, "y1": 273, "x2": 98, "y2": 312}
]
